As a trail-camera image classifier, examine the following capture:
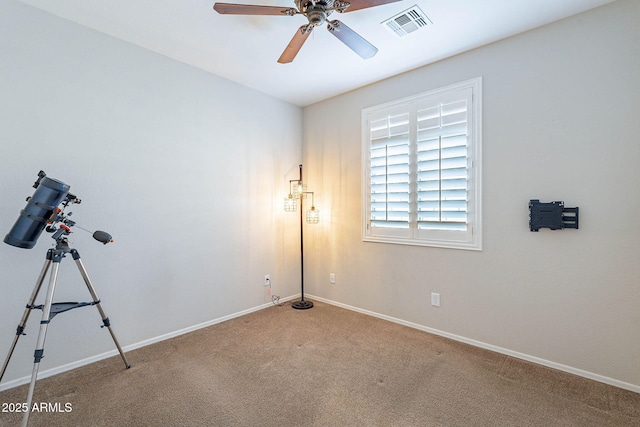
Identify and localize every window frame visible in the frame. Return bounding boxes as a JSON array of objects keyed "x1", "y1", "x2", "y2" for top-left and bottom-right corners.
[{"x1": 362, "y1": 77, "x2": 482, "y2": 250}]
